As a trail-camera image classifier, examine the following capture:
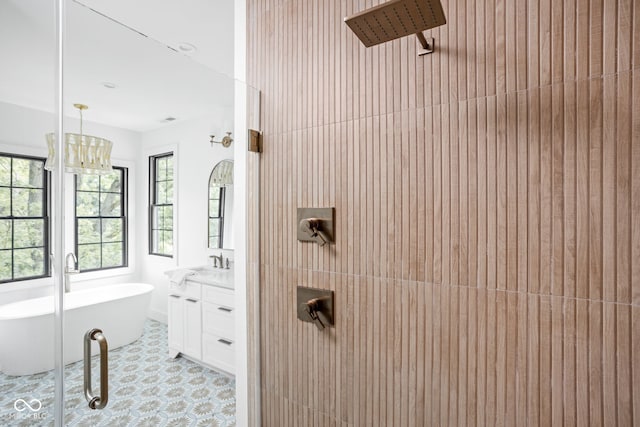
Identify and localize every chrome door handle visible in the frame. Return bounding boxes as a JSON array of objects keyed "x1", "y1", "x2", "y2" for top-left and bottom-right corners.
[{"x1": 84, "y1": 328, "x2": 108, "y2": 410}]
